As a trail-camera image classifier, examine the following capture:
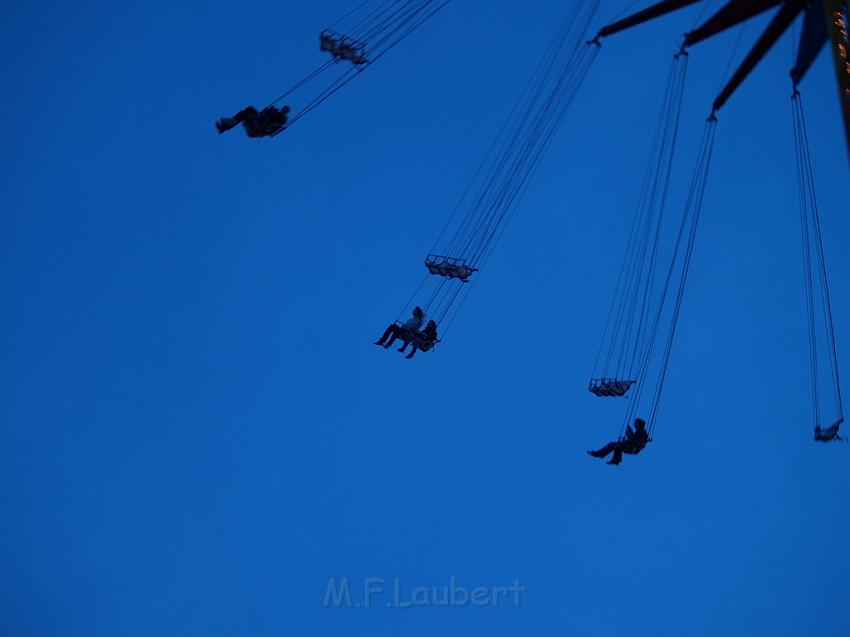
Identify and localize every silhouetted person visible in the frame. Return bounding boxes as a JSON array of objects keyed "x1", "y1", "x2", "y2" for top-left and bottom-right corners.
[
  {"x1": 588, "y1": 418, "x2": 650, "y2": 465},
  {"x1": 375, "y1": 307, "x2": 424, "y2": 348},
  {"x1": 216, "y1": 105, "x2": 290, "y2": 137},
  {"x1": 398, "y1": 320, "x2": 438, "y2": 359}
]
